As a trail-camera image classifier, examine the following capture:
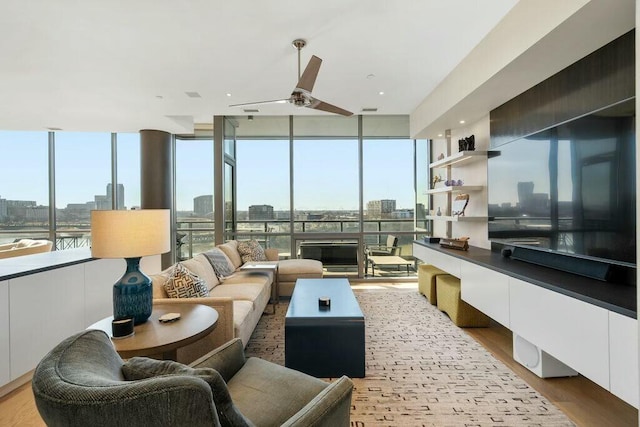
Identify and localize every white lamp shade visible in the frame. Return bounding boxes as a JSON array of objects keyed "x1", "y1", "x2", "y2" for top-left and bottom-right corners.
[{"x1": 91, "y1": 209, "x2": 170, "y2": 258}]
